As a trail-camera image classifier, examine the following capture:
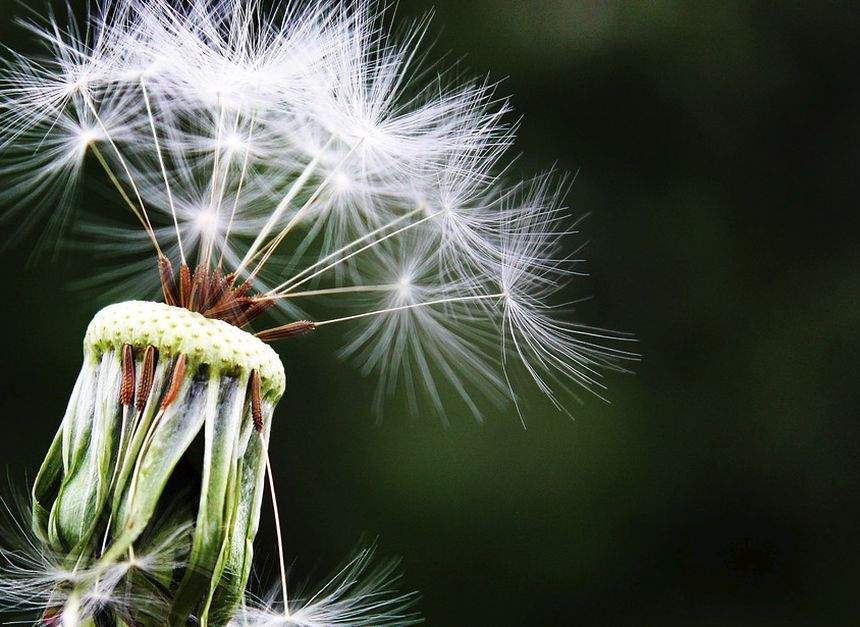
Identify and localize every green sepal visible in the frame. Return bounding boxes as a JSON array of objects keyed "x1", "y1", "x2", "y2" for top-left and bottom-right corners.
[
  {"x1": 110, "y1": 356, "x2": 173, "y2": 518},
  {"x1": 31, "y1": 422, "x2": 64, "y2": 545},
  {"x1": 169, "y1": 371, "x2": 248, "y2": 625},
  {"x1": 50, "y1": 352, "x2": 121, "y2": 552},
  {"x1": 201, "y1": 441, "x2": 242, "y2": 625},
  {"x1": 208, "y1": 407, "x2": 272, "y2": 625},
  {"x1": 99, "y1": 366, "x2": 207, "y2": 567}
]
